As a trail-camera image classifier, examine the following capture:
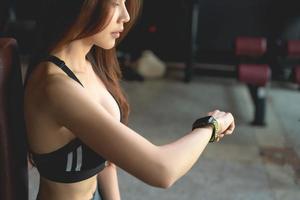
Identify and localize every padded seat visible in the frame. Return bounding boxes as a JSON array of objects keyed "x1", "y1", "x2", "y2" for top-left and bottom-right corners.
[
  {"x1": 238, "y1": 64, "x2": 271, "y2": 86},
  {"x1": 0, "y1": 37, "x2": 28, "y2": 200}
]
